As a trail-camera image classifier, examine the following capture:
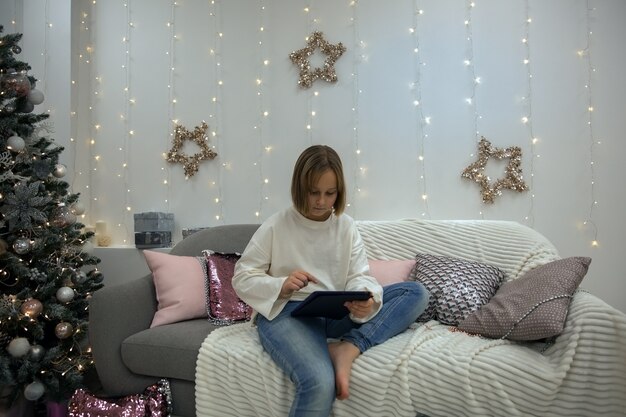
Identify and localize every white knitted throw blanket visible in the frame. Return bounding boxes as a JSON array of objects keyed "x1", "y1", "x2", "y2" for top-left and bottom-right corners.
[{"x1": 195, "y1": 220, "x2": 626, "y2": 417}]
